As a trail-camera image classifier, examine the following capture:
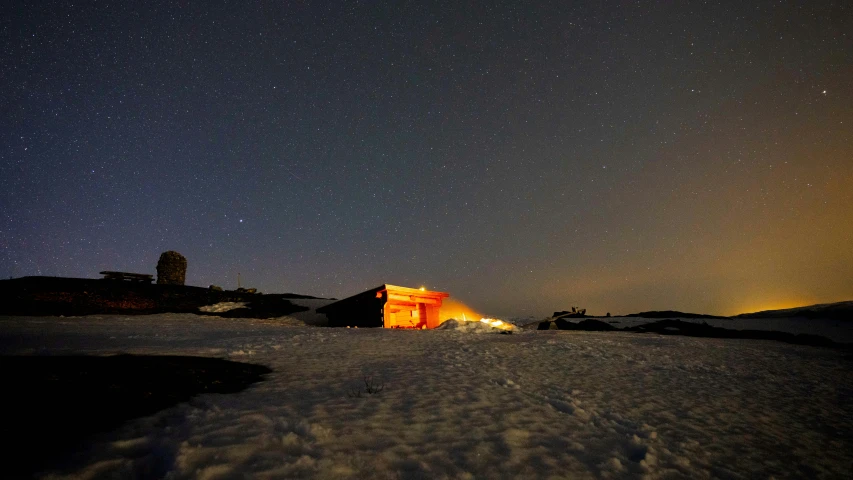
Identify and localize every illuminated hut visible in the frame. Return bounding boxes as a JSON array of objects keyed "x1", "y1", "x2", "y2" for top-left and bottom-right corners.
[{"x1": 317, "y1": 284, "x2": 450, "y2": 329}]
